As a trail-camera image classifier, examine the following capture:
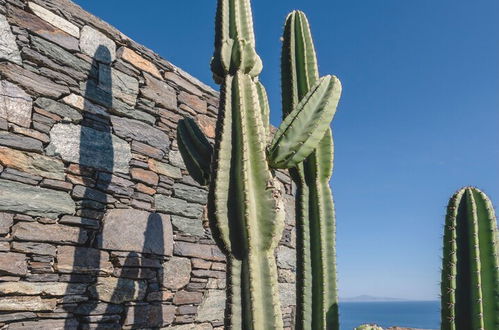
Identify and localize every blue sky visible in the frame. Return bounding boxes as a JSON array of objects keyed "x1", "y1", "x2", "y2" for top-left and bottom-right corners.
[{"x1": 73, "y1": 0, "x2": 499, "y2": 301}]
